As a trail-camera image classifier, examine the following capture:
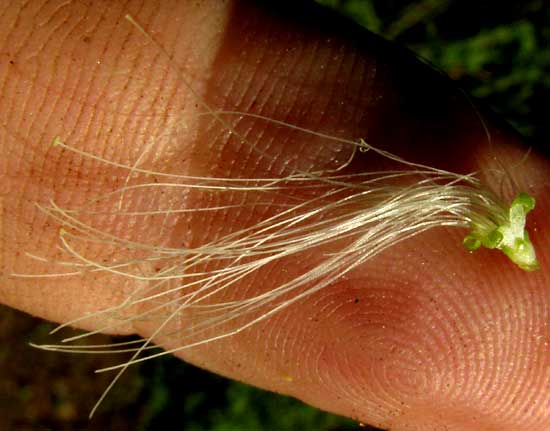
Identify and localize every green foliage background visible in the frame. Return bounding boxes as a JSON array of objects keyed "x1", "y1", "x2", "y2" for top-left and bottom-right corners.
[{"x1": 1, "y1": 2, "x2": 547, "y2": 431}]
